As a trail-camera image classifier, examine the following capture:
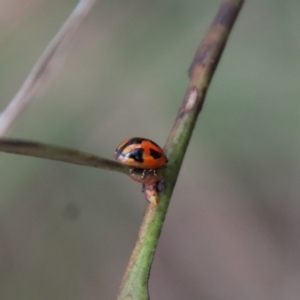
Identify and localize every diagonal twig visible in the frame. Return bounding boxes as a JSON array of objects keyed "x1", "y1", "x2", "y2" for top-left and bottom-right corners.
[
  {"x1": 0, "y1": 0, "x2": 96, "y2": 136},
  {"x1": 117, "y1": 1, "x2": 245, "y2": 299}
]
